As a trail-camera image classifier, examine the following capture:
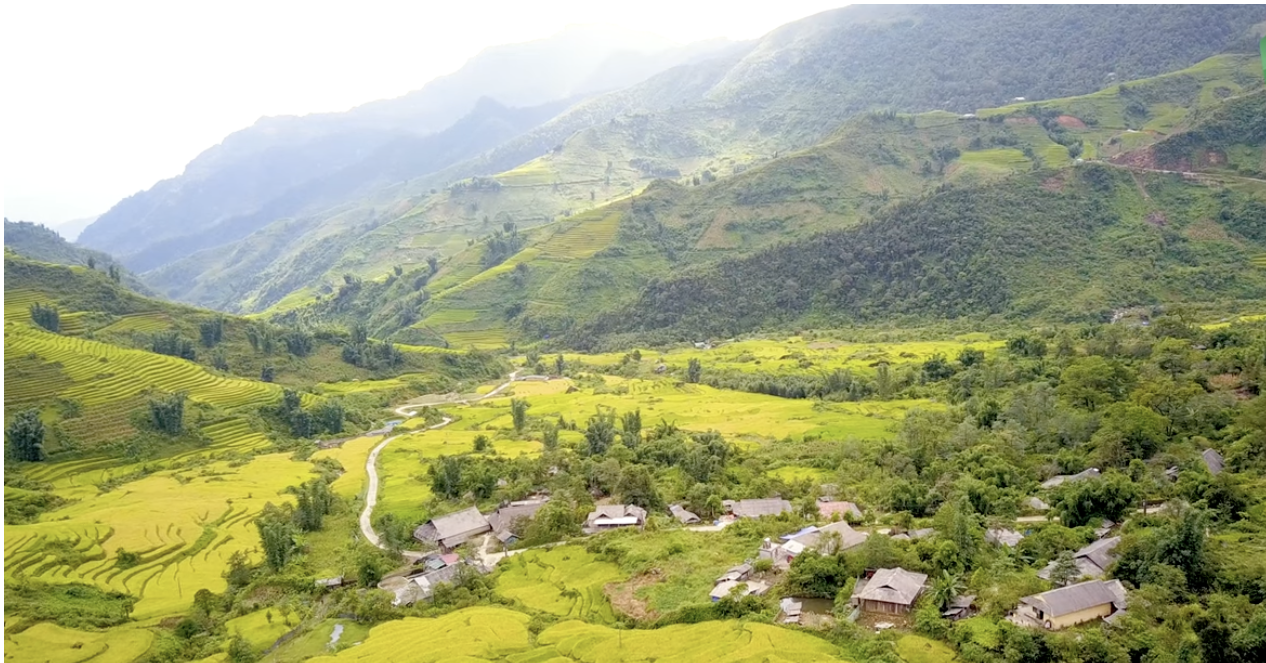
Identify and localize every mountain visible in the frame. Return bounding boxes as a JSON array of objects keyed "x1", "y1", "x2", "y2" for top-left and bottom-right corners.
[
  {"x1": 76, "y1": 26, "x2": 735, "y2": 268},
  {"x1": 124, "y1": 5, "x2": 1266, "y2": 317},
  {"x1": 267, "y1": 53, "x2": 1264, "y2": 349},
  {"x1": 49, "y1": 215, "x2": 97, "y2": 241},
  {"x1": 3, "y1": 220, "x2": 154, "y2": 296}
]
